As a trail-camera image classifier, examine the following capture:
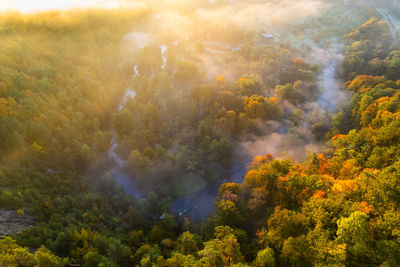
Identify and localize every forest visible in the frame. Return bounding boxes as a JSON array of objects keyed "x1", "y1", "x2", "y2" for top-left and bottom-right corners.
[{"x1": 1, "y1": 0, "x2": 400, "y2": 266}]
